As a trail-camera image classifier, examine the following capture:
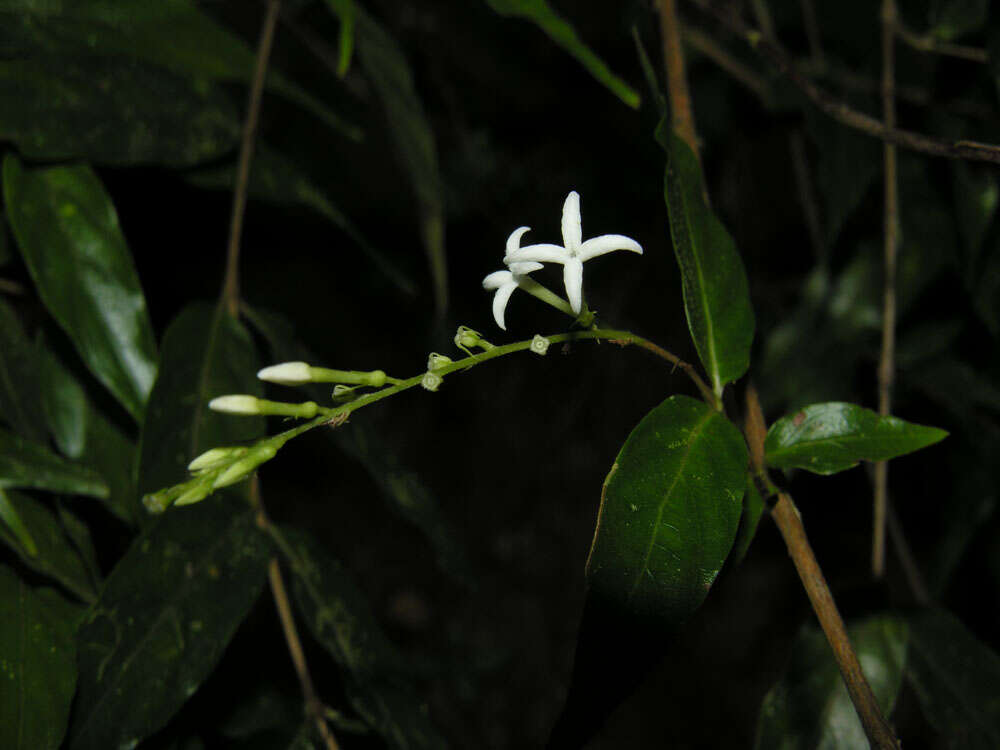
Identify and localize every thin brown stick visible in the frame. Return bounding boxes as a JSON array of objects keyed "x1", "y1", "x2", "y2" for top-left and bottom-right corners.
[
  {"x1": 627, "y1": 335, "x2": 718, "y2": 408},
  {"x1": 682, "y1": 25, "x2": 770, "y2": 102},
  {"x1": 886, "y1": 500, "x2": 931, "y2": 605},
  {"x1": 659, "y1": 0, "x2": 701, "y2": 162},
  {"x1": 771, "y1": 493, "x2": 901, "y2": 749},
  {"x1": 873, "y1": 0, "x2": 898, "y2": 579},
  {"x1": 687, "y1": 0, "x2": 1000, "y2": 164},
  {"x1": 221, "y1": 0, "x2": 281, "y2": 318},
  {"x1": 894, "y1": 20, "x2": 988, "y2": 63}
]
